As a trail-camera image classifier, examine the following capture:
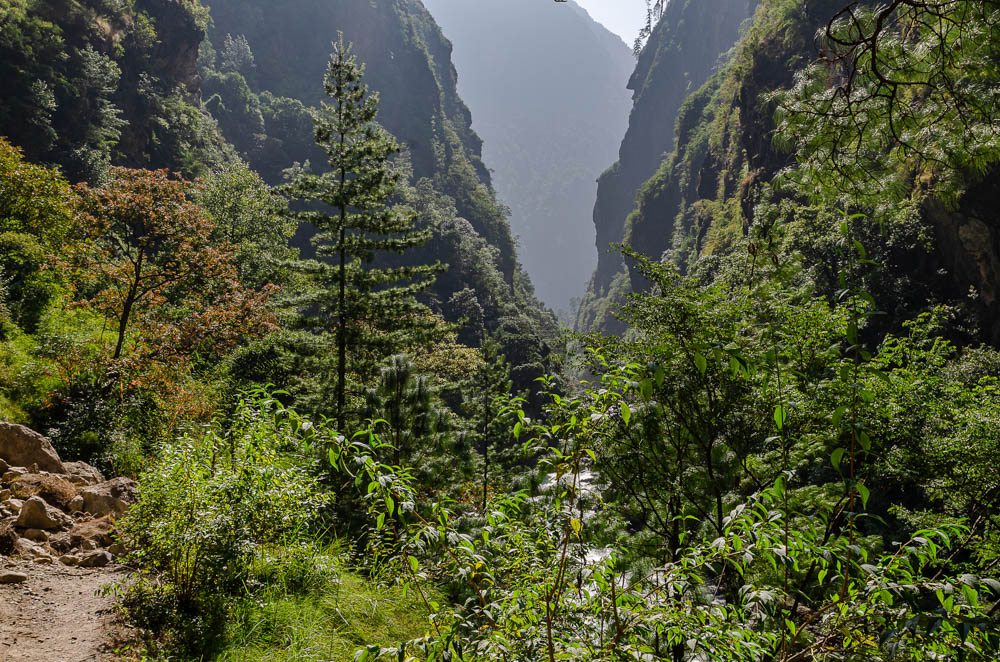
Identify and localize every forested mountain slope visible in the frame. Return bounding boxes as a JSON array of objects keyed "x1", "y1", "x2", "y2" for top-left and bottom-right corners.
[
  {"x1": 421, "y1": 0, "x2": 634, "y2": 314},
  {"x1": 0, "y1": 0, "x2": 231, "y2": 183},
  {"x1": 577, "y1": 0, "x2": 755, "y2": 332},
  {"x1": 201, "y1": 0, "x2": 560, "y2": 388},
  {"x1": 0, "y1": 0, "x2": 559, "y2": 380},
  {"x1": 580, "y1": 0, "x2": 1000, "y2": 346}
]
